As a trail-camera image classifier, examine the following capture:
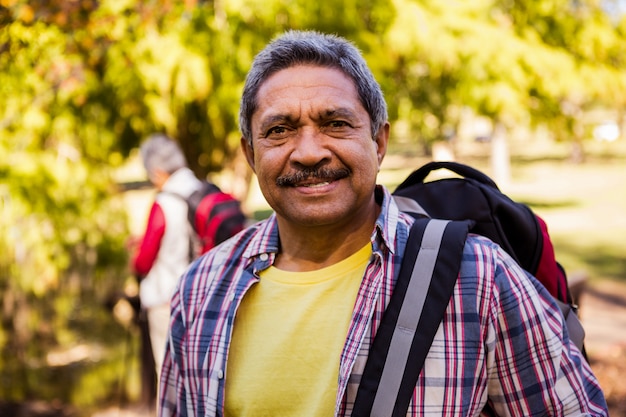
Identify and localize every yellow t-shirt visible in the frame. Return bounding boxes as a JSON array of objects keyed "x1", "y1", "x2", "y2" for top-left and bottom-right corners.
[{"x1": 224, "y1": 243, "x2": 372, "y2": 416}]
